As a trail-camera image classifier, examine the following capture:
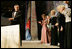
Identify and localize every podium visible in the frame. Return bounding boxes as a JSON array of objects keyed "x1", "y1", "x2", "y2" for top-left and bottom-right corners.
[
  {"x1": 1, "y1": 25, "x2": 20, "y2": 48},
  {"x1": 1, "y1": 16, "x2": 11, "y2": 26}
]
